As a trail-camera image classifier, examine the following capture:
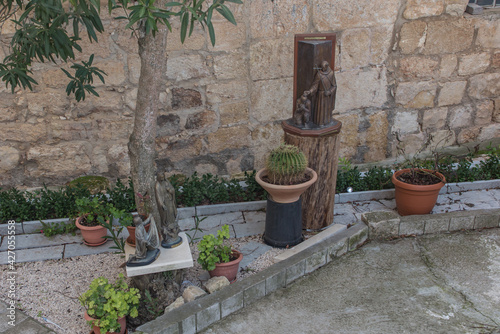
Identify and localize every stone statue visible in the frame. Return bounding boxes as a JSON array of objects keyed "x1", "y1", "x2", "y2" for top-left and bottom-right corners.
[
  {"x1": 304, "y1": 60, "x2": 337, "y2": 126},
  {"x1": 126, "y1": 214, "x2": 161, "y2": 267},
  {"x1": 294, "y1": 92, "x2": 311, "y2": 127},
  {"x1": 155, "y1": 174, "x2": 182, "y2": 248}
]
